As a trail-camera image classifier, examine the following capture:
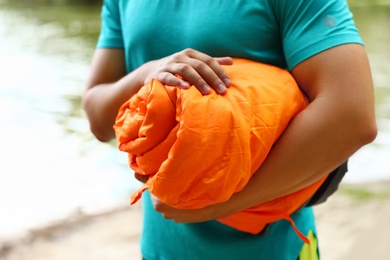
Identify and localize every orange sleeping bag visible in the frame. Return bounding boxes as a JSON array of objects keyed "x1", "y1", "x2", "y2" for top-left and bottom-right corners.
[{"x1": 114, "y1": 58, "x2": 327, "y2": 243}]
